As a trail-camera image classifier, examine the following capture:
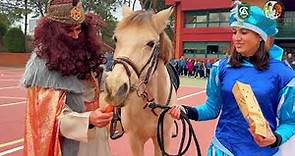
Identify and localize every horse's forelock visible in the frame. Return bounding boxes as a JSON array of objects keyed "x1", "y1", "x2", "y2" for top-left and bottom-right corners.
[{"x1": 116, "y1": 10, "x2": 154, "y2": 32}]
